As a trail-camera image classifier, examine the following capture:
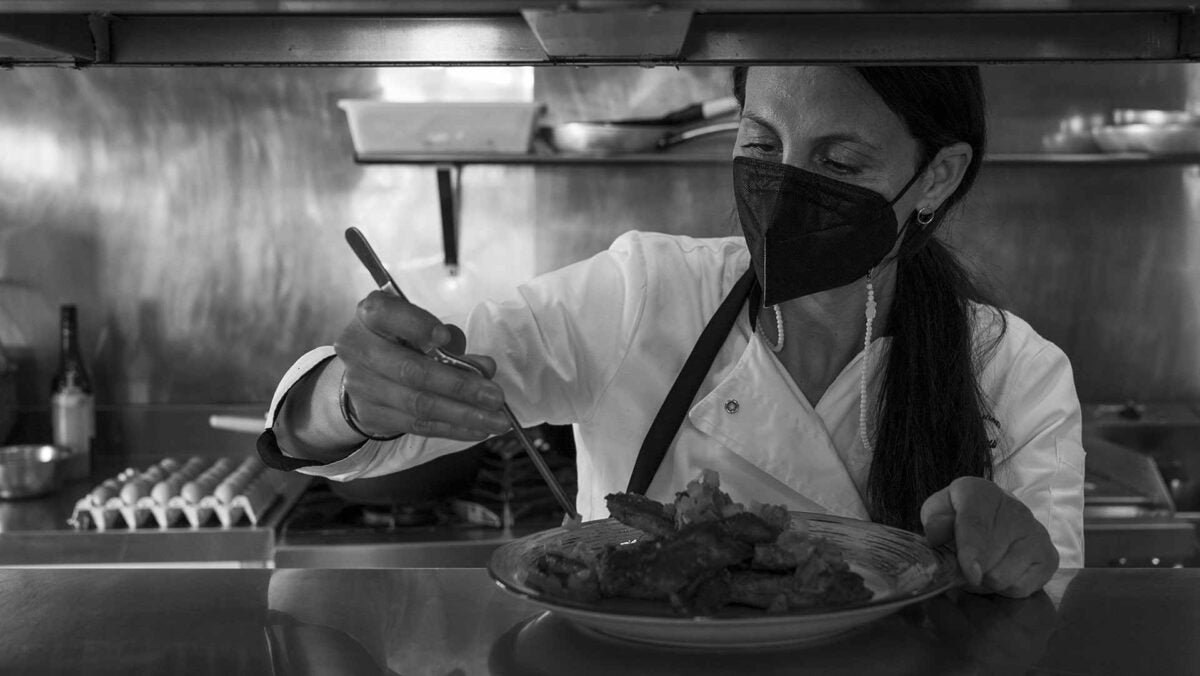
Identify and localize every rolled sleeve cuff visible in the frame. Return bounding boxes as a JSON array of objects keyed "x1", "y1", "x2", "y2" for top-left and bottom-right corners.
[{"x1": 258, "y1": 346, "x2": 381, "y2": 477}]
